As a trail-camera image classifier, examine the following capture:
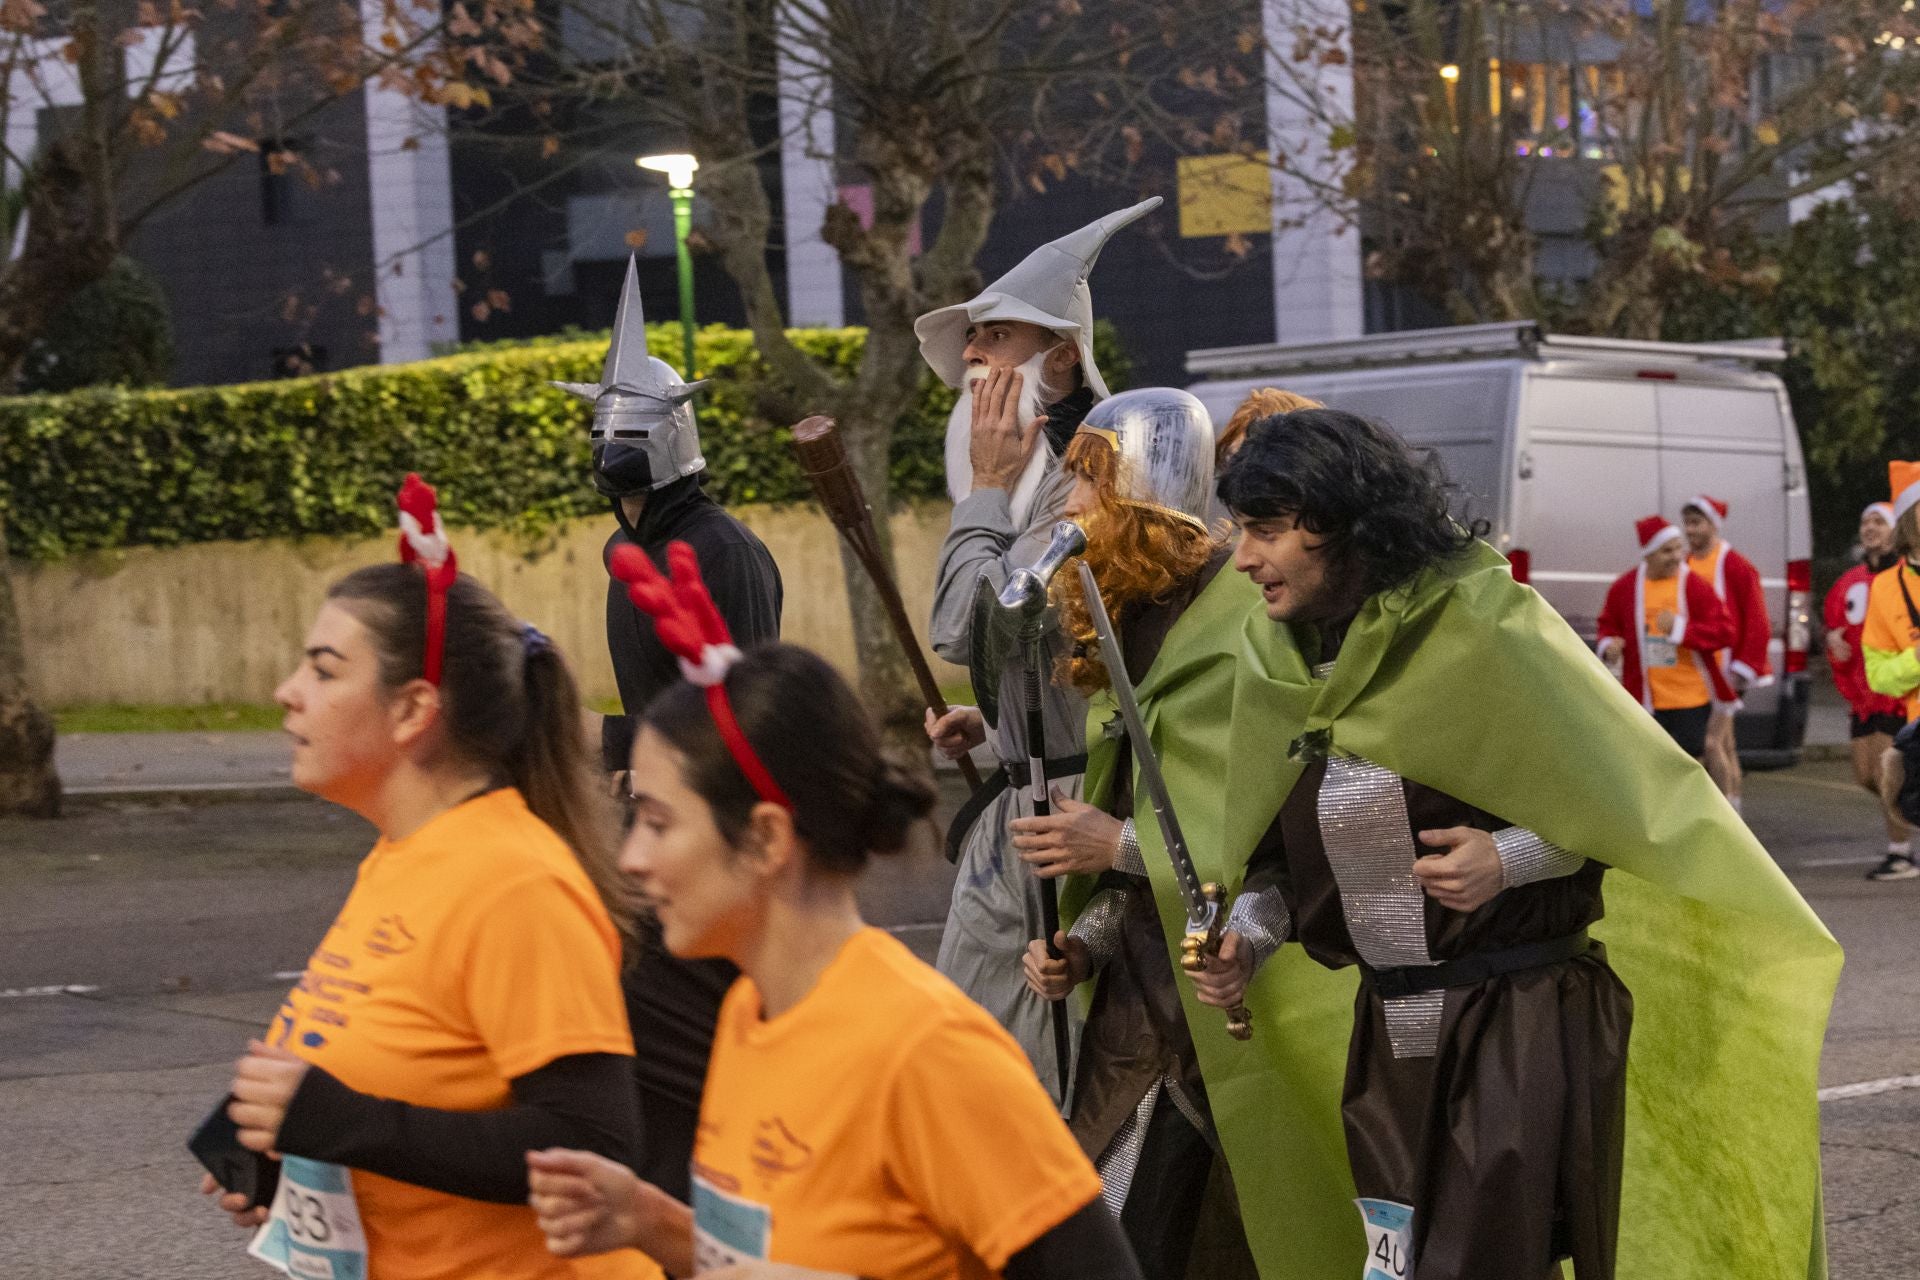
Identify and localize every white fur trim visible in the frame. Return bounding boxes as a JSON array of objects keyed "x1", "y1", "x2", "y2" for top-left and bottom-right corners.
[
  {"x1": 676, "y1": 643, "x2": 743, "y2": 688},
  {"x1": 1895, "y1": 480, "x2": 1920, "y2": 528},
  {"x1": 1685, "y1": 495, "x2": 1724, "y2": 530},
  {"x1": 1639, "y1": 524, "x2": 1681, "y2": 556},
  {"x1": 399, "y1": 509, "x2": 451, "y2": 569}
]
